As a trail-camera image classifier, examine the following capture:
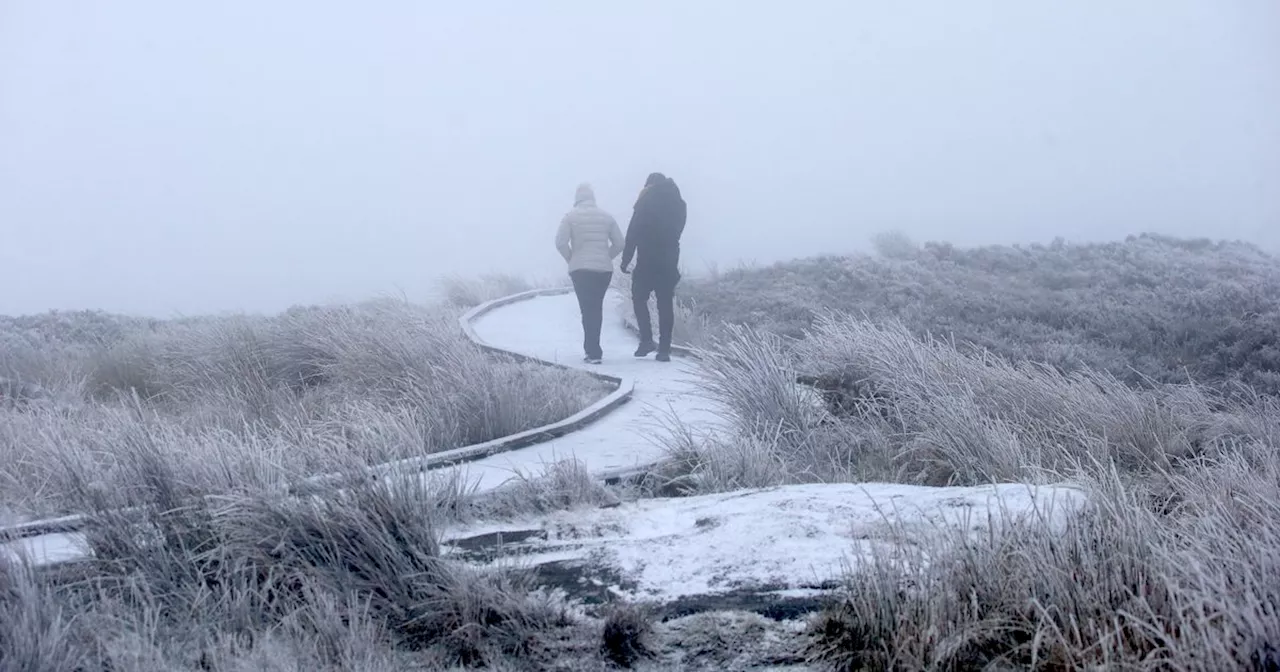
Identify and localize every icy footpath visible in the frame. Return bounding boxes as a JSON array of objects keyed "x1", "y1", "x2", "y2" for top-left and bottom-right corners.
[{"x1": 427, "y1": 289, "x2": 730, "y2": 492}]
